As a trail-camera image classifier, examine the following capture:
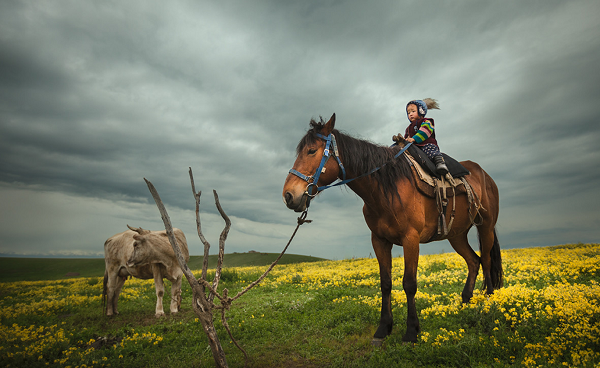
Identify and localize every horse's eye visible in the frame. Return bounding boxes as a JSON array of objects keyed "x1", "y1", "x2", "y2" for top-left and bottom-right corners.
[{"x1": 308, "y1": 148, "x2": 317, "y2": 155}]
